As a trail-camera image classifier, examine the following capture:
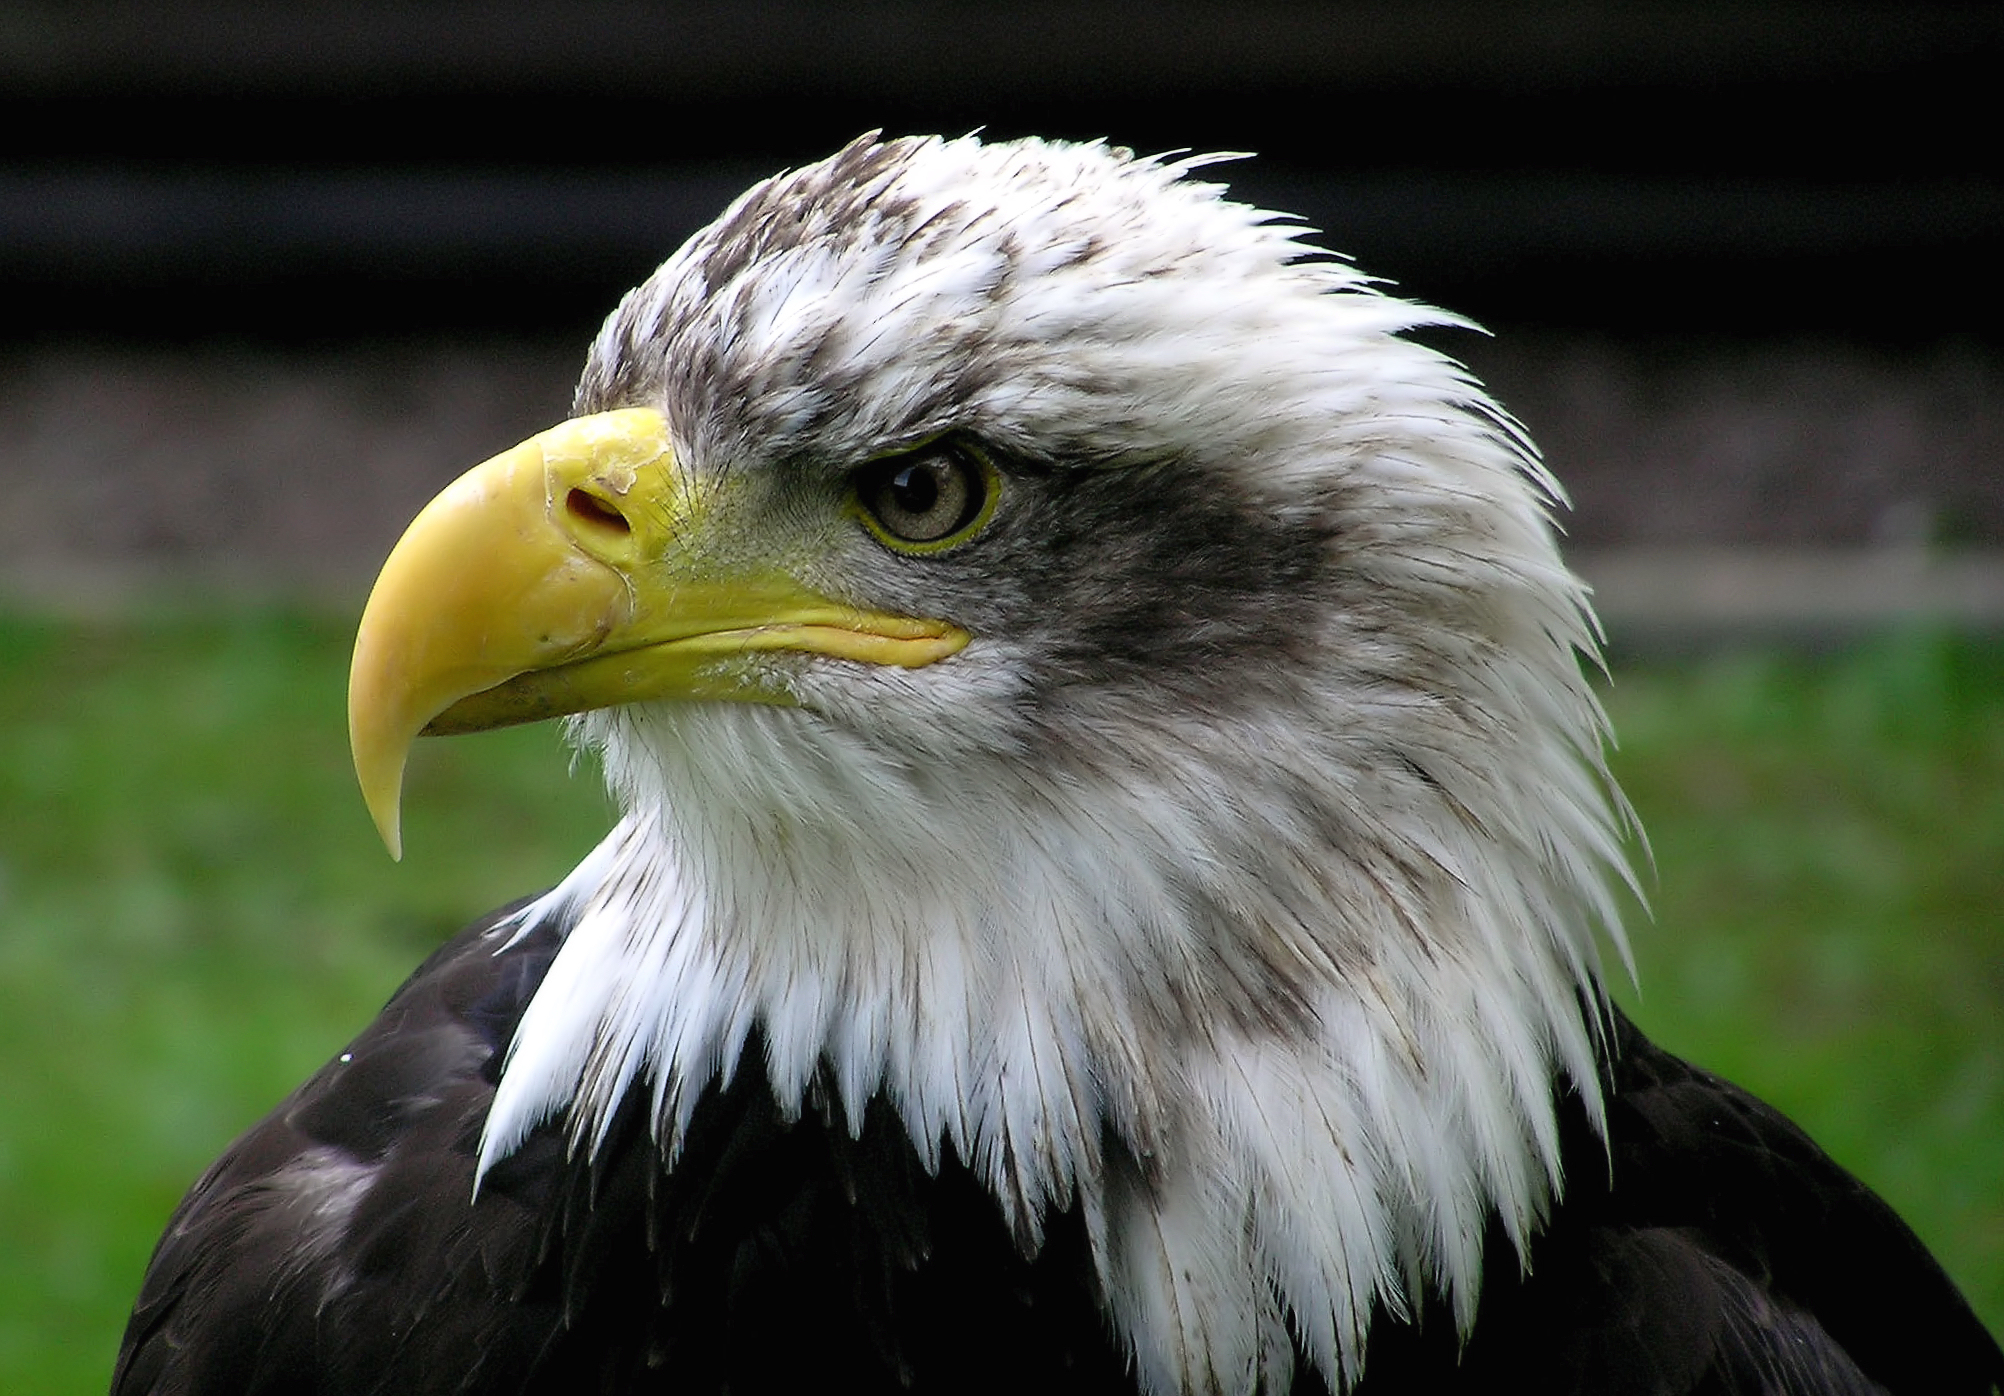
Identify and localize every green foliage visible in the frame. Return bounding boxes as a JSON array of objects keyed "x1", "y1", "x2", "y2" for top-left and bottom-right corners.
[
  {"x1": 0, "y1": 615, "x2": 1997, "y2": 1392},
  {"x1": 0, "y1": 613, "x2": 607, "y2": 1394}
]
